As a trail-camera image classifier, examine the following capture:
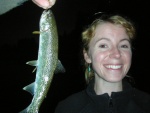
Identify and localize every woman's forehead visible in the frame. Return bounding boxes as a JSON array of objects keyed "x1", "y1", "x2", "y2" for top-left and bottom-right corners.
[
  {"x1": 95, "y1": 23, "x2": 126, "y2": 35},
  {"x1": 91, "y1": 23, "x2": 129, "y2": 43}
]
